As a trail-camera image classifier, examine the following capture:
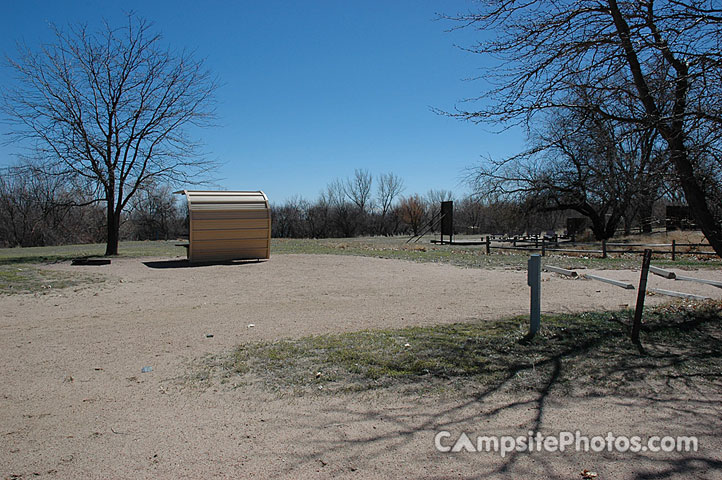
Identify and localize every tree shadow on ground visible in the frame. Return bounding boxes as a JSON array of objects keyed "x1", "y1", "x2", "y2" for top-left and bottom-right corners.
[{"x1": 254, "y1": 303, "x2": 722, "y2": 478}]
